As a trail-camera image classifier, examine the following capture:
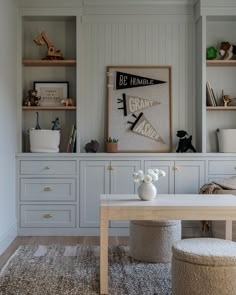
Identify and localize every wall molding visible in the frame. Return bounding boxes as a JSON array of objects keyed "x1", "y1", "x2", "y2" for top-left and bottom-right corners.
[
  {"x1": 84, "y1": 0, "x2": 195, "y2": 6},
  {"x1": 82, "y1": 14, "x2": 194, "y2": 24},
  {"x1": 17, "y1": 0, "x2": 83, "y2": 8},
  {"x1": 0, "y1": 223, "x2": 17, "y2": 255},
  {"x1": 18, "y1": 0, "x2": 194, "y2": 16}
]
